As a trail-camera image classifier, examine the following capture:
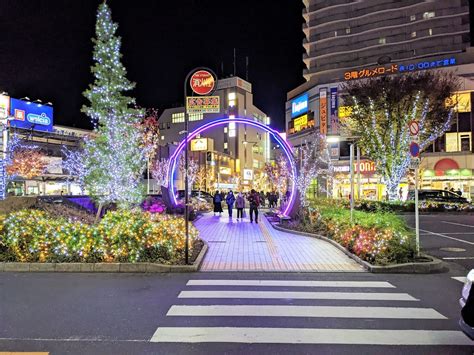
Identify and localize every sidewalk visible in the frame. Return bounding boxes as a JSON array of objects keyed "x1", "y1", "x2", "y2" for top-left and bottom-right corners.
[{"x1": 194, "y1": 212, "x2": 364, "y2": 272}]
